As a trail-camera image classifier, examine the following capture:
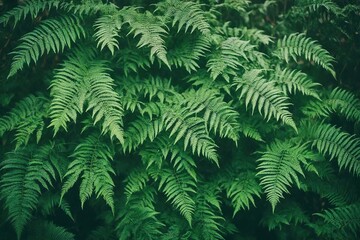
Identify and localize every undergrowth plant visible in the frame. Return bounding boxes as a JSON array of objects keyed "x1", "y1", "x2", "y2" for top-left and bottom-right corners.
[{"x1": 0, "y1": 0, "x2": 359, "y2": 239}]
